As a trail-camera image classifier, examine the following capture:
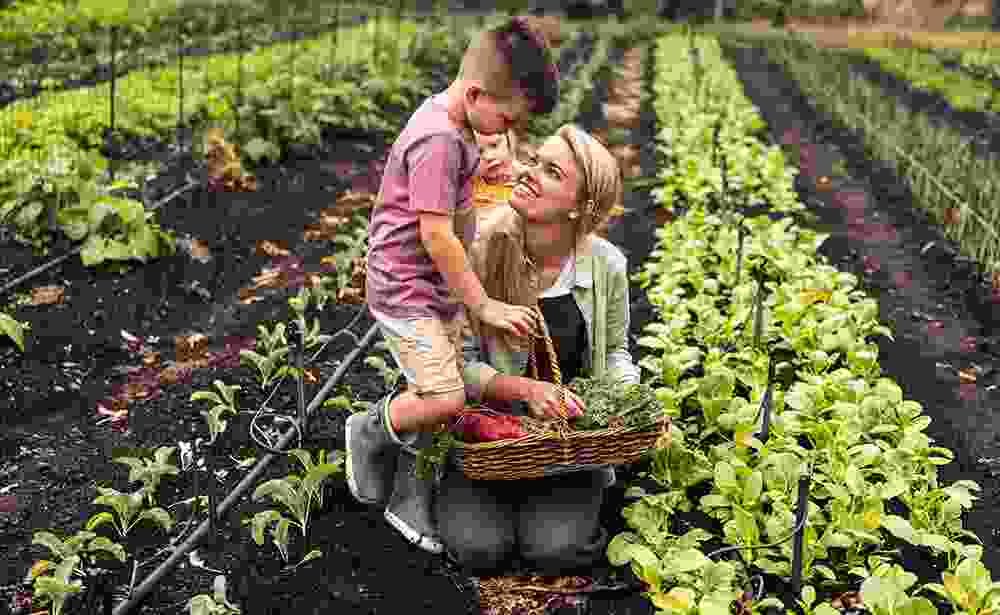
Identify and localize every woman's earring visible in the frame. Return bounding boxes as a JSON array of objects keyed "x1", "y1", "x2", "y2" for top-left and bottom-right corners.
[{"x1": 568, "y1": 211, "x2": 579, "y2": 220}]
